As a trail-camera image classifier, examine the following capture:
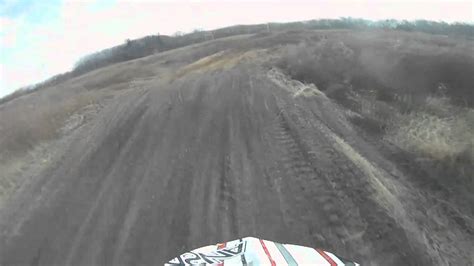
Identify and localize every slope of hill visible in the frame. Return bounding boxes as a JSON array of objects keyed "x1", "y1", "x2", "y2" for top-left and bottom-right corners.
[
  {"x1": 2, "y1": 18, "x2": 472, "y2": 106},
  {"x1": 0, "y1": 29, "x2": 473, "y2": 265}
]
